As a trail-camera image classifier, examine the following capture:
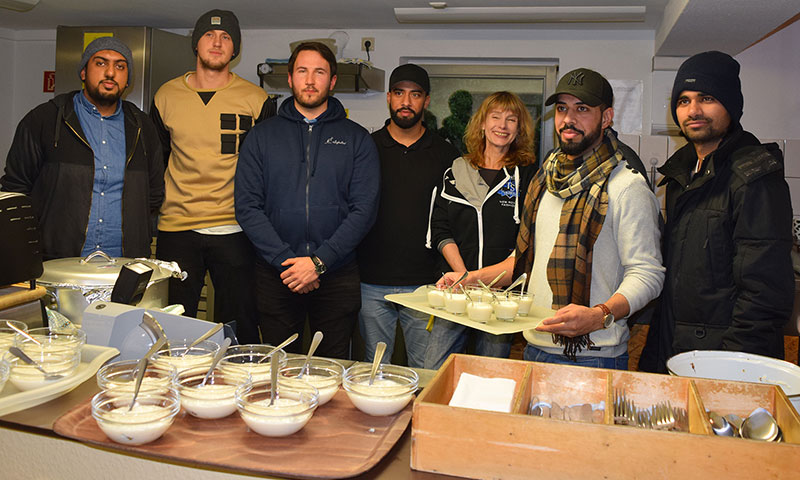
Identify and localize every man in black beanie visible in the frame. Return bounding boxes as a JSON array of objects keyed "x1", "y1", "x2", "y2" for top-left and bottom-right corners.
[
  {"x1": 150, "y1": 9, "x2": 274, "y2": 343},
  {"x1": 639, "y1": 51, "x2": 794, "y2": 372}
]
